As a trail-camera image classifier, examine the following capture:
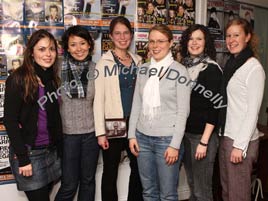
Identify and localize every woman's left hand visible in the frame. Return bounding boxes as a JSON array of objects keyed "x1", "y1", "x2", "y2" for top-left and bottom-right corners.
[
  {"x1": 164, "y1": 147, "x2": 179, "y2": 165},
  {"x1": 195, "y1": 144, "x2": 207, "y2": 160},
  {"x1": 230, "y1": 148, "x2": 243, "y2": 163}
]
